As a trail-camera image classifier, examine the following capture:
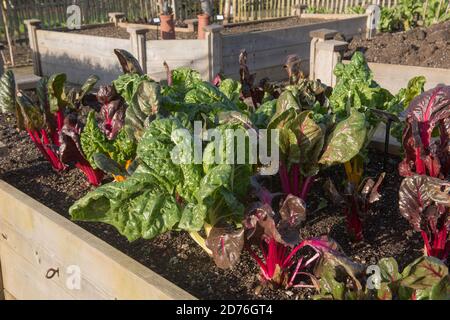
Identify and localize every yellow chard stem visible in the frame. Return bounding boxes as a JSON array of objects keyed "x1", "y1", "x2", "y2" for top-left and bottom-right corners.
[{"x1": 189, "y1": 231, "x2": 212, "y2": 256}]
